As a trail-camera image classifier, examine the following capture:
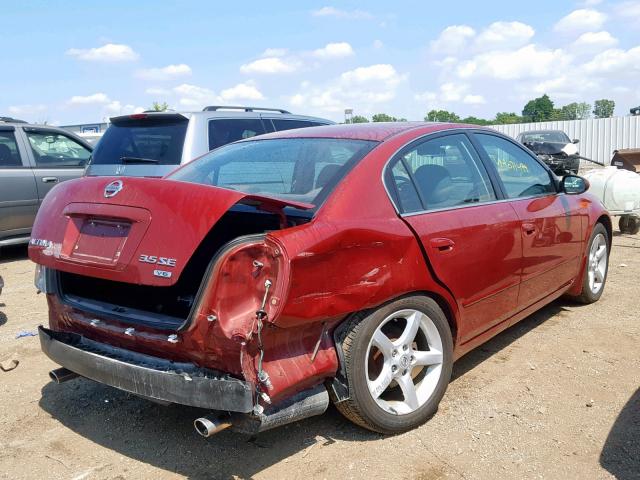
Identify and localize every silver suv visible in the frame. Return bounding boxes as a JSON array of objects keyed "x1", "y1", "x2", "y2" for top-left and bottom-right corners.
[
  {"x1": 86, "y1": 106, "x2": 334, "y2": 177},
  {"x1": 0, "y1": 117, "x2": 93, "y2": 247}
]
